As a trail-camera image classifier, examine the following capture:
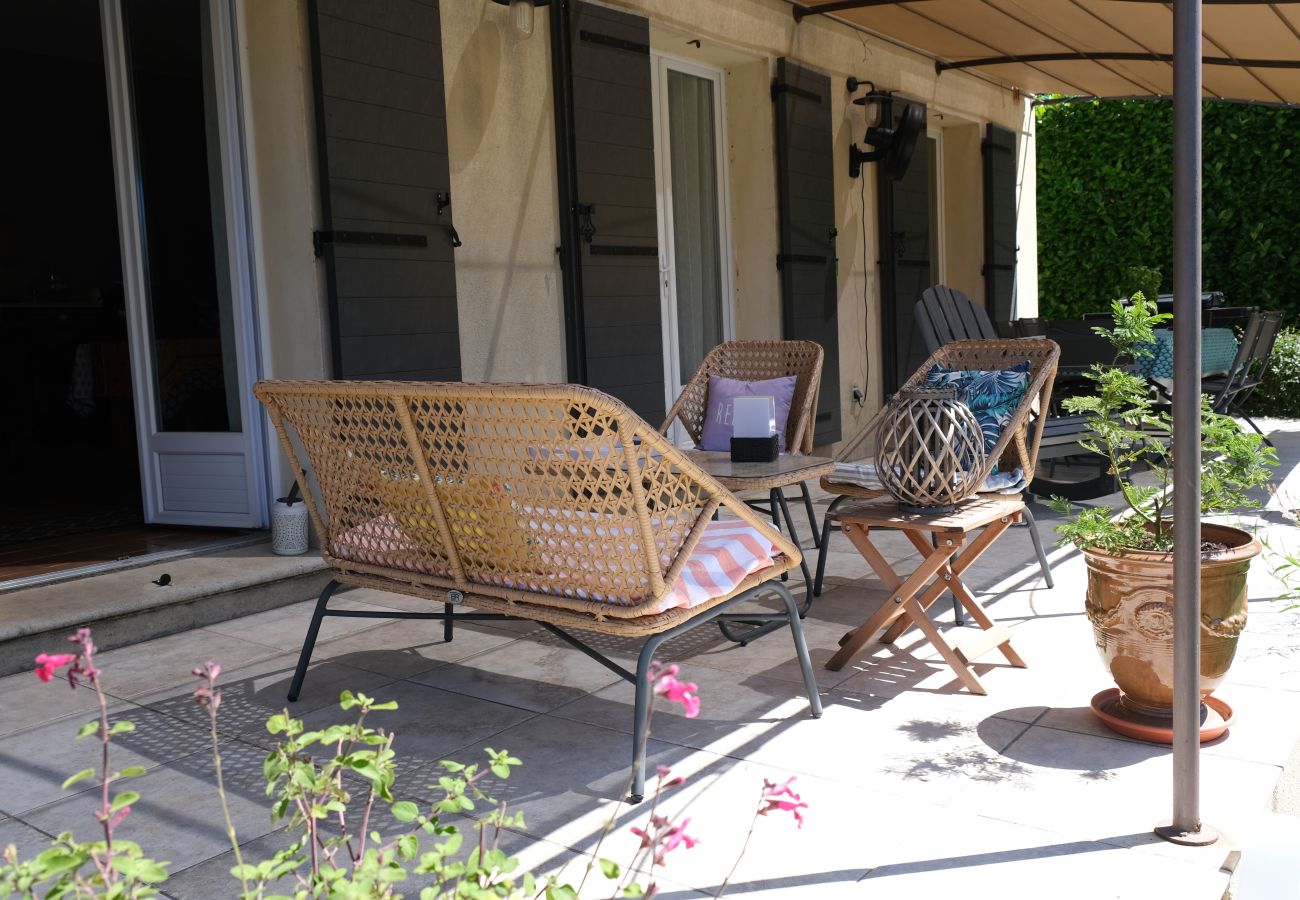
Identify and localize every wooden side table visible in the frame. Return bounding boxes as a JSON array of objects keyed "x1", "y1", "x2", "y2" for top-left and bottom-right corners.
[{"x1": 824, "y1": 495, "x2": 1027, "y2": 694}]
